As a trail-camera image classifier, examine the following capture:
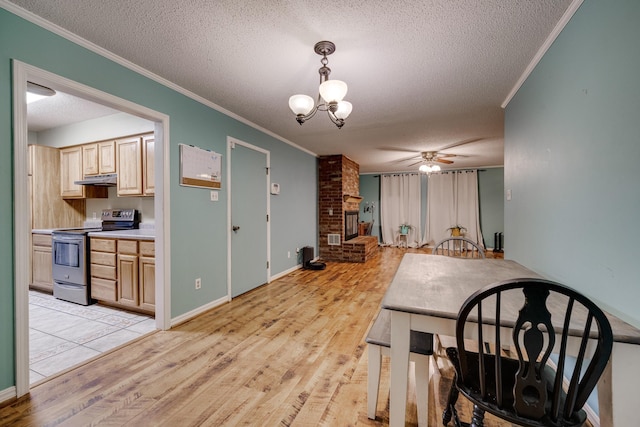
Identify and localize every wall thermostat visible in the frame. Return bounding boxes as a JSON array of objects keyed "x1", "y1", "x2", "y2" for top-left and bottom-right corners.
[{"x1": 271, "y1": 183, "x2": 280, "y2": 195}]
